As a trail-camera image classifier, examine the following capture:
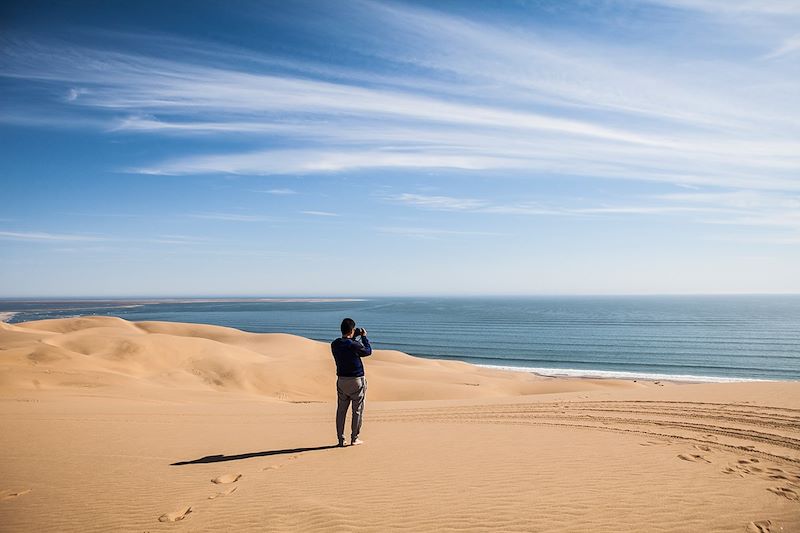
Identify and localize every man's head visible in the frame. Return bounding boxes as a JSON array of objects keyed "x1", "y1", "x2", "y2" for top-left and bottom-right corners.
[{"x1": 340, "y1": 317, "x2": 356, "y2": 337}]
